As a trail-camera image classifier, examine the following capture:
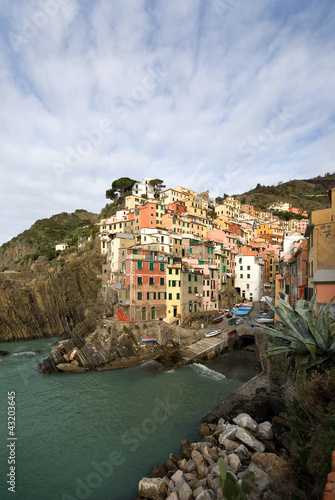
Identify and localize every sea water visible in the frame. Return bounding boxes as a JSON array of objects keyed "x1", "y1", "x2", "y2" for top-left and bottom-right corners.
[{"x1": 0, "y1": 338, "x2": 257, "y2": 500}]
